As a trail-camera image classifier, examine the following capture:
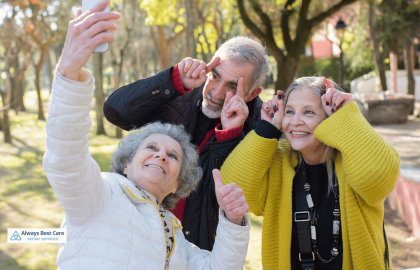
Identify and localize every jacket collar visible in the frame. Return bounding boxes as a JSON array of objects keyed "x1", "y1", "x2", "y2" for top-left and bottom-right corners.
[{"x1": 110, "y1": 173, "x2": 182, "y2": 227}]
